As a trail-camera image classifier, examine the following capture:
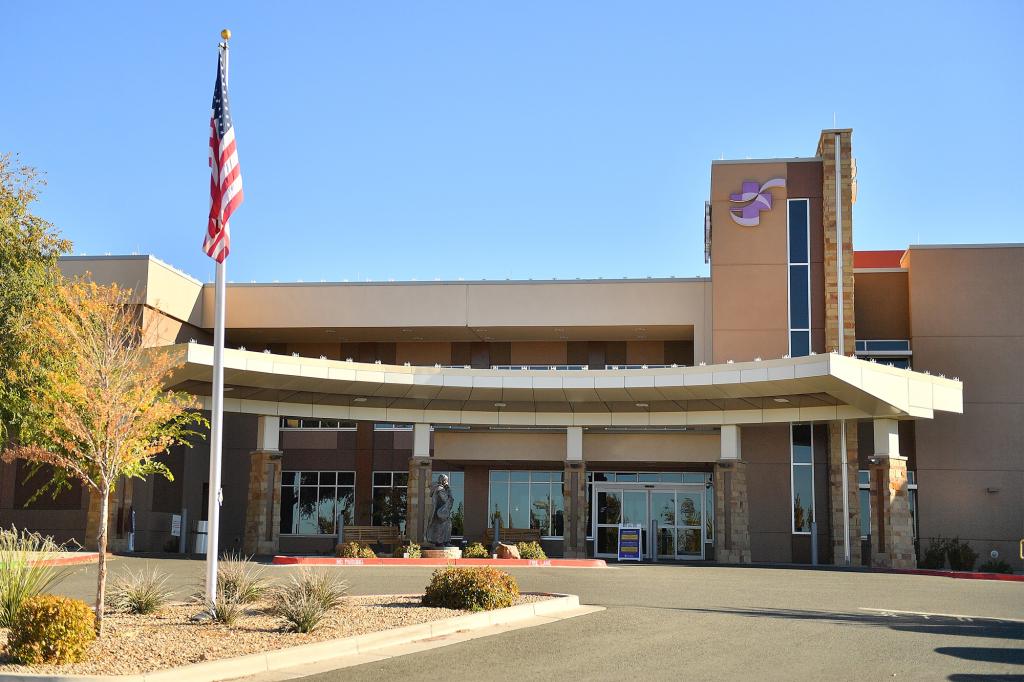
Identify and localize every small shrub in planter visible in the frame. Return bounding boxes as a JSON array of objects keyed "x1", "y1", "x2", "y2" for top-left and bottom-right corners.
[
  {"x1": 271, "y1": 569, "x2": 349, "y2": 633},
  {"x1": 7, "y1": 594, "x2": 96, "y2": 664},
  {"x1": 919, "y1": 537, "x2": 949, "y2": 569},
  {"x1": 978, "y1": 559, "x2": 1013, "y2": 574},
  {"x1": 336, "y1": 541, "x2": 376, "y2": 559},
  {"x1": 422, "y1": 567, "x2": 519, "y2": 611},
  {"x1": 516, "y1": 541, "x2": 547, "y2": 560},
  {"x1": 0, "y1": 527, "x2": 74, "y2": 628},
  {"x1": 108, "y1": 564, "x2": 173, "y2": 614},
  {"x1": 217, "y1": 551, "x2": 269, "y2": 604},
  {"x1": 463, "y1": 542, "x2": 490, "y2": 559},
  {"x1": 402, "y1": 542, "x2": 422, "y2": 558},
  {"x1": 946, "y1": 538, "x2": 978, "y2": 571},
  {"x1": 194, "y1": 588, "x2": 243, "y2": 626}
]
